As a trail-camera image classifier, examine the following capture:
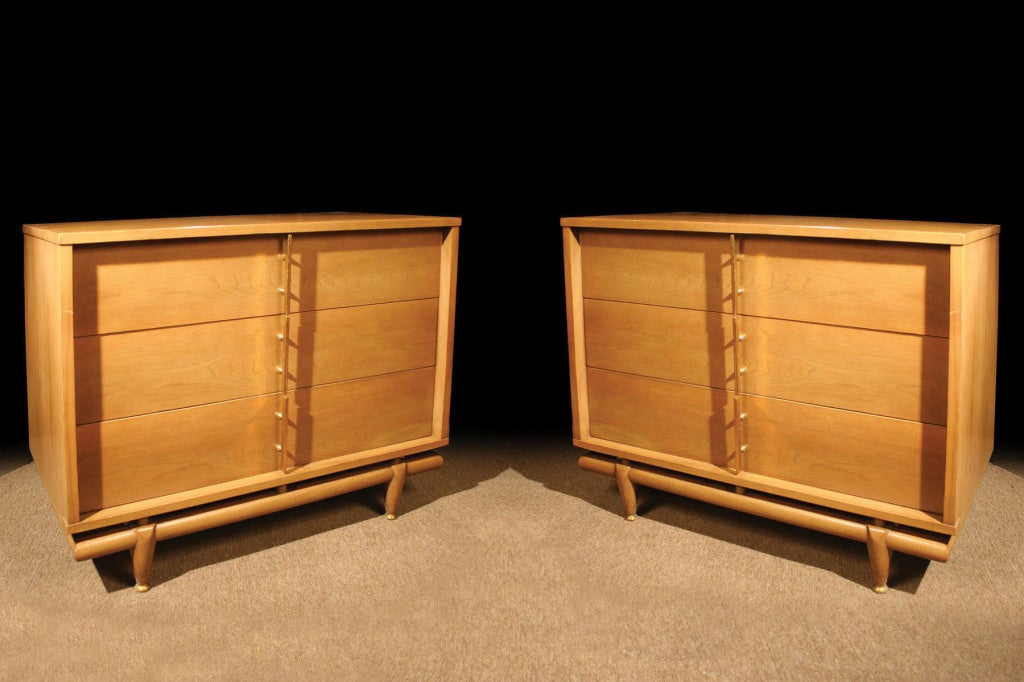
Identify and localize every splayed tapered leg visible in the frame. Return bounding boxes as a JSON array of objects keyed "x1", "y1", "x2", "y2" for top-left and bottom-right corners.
[
  {"x1": 866, "y1": 523, "x2": 893, "y2": 594},
  {"x1": 614, "y1": 460, "x2": 638, "y2": 521},
  {"x1": 130, "y1": 524, "x2": 157, "y2": 592},
  {"x1": 385, "y1": 460, "x2": 408, "y2": 520}
]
